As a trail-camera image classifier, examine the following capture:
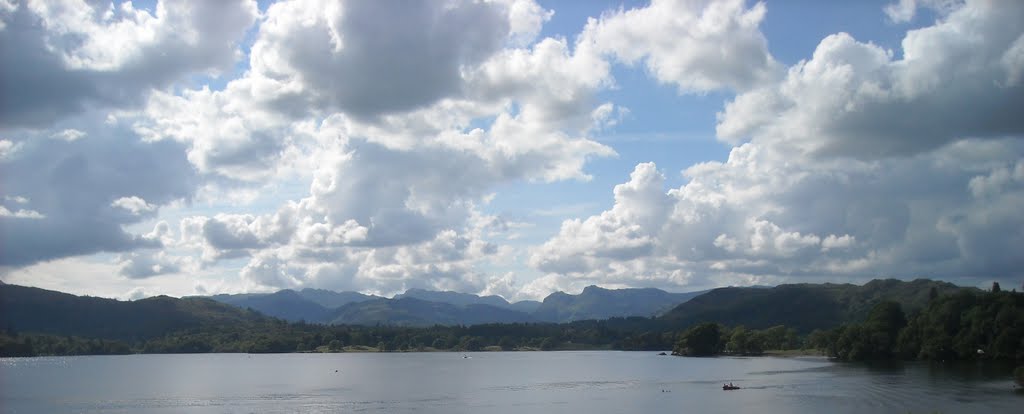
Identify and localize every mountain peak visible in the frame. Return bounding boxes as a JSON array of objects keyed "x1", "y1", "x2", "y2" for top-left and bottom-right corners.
[
  {"x1": 403, "y1": 287, "x2": 429, "y2": 294},
  {"x1": 394, "y1": 288, "x2": 512, "y2": 308},
  {"x1": 533, "y1": 286, "x2": 707, "y2": 322}
]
